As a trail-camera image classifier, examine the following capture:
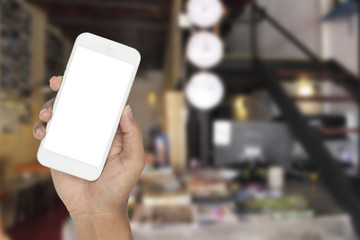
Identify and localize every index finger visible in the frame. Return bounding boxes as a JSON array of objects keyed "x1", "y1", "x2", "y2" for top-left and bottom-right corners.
[{"x1": 49, "y1": 76, "x2": 63, "y2": 92}]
